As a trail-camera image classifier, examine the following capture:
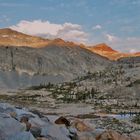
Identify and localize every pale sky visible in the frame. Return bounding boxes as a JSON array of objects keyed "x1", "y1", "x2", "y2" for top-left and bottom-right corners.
[{"x1": 0, "y1": 0, "x2": 140, "y2": 52}]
